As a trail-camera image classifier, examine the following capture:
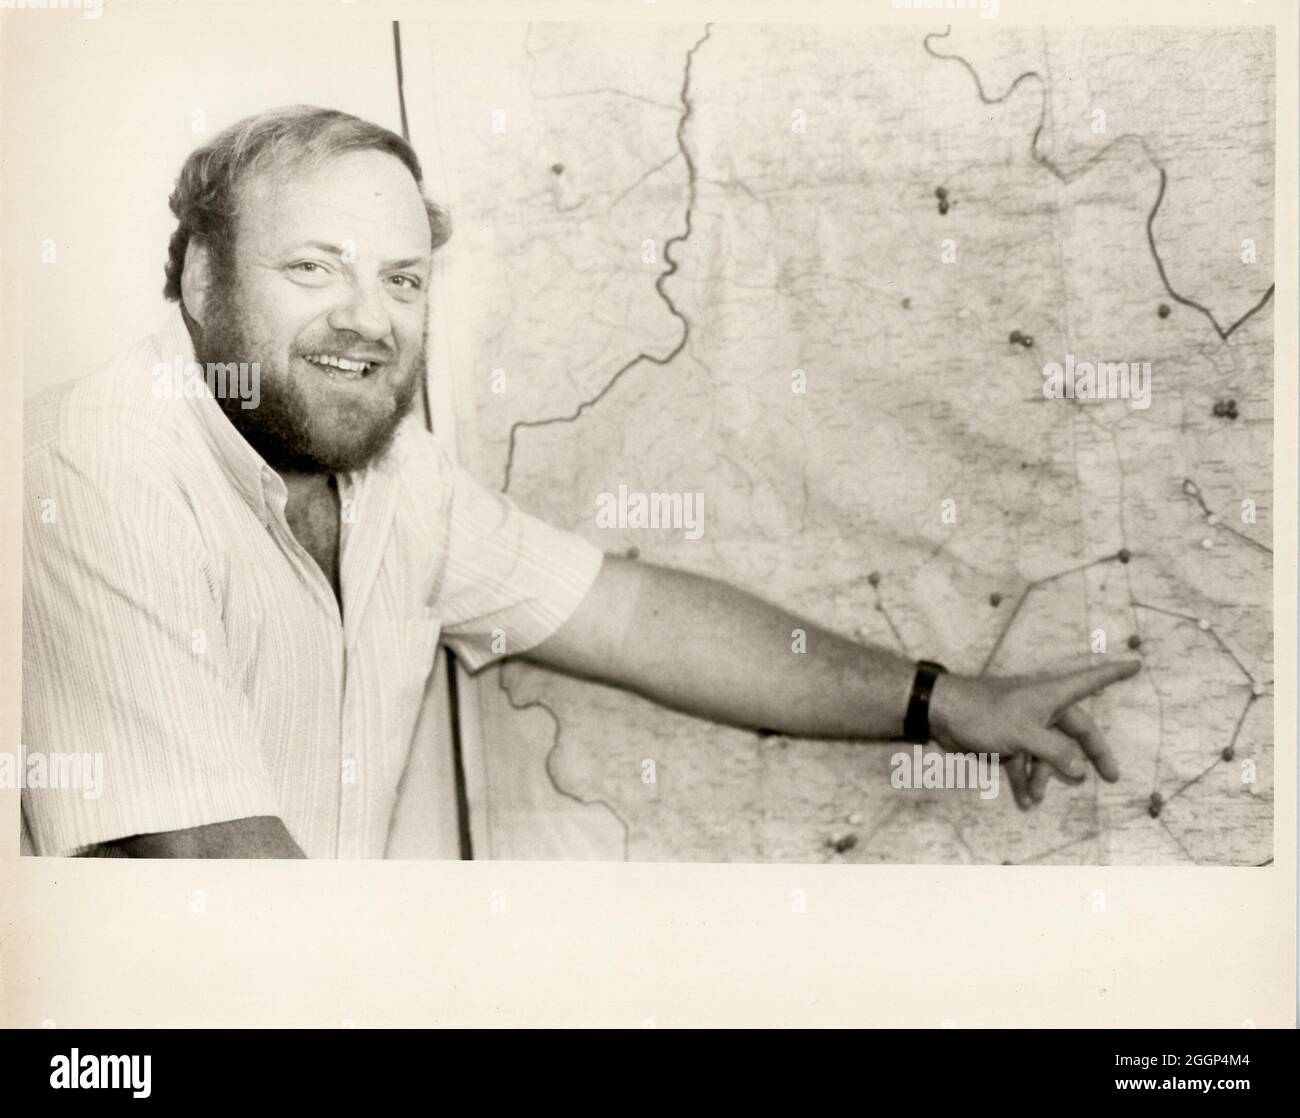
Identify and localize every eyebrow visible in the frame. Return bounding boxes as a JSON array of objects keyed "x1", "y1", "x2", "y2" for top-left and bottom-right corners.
[{"x1": 293, "y1": 240, "x2": 431, "y2": 269}]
